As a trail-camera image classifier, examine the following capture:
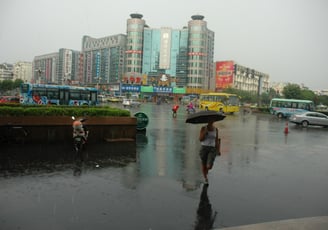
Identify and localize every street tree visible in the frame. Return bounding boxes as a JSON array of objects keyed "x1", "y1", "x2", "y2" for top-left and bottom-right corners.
[
  {"x1": 300, "y1": 89, "x2": 316, "y2": 101},
  {"x1": 282, "y1": 84, "x2": 302, "y2": 99},
  {"x1": 0, "y1": 80, "x2": 14, "y2": 92},
  {"x1": 13, "y1": 79, "x2": 24, "y2": 89}
]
